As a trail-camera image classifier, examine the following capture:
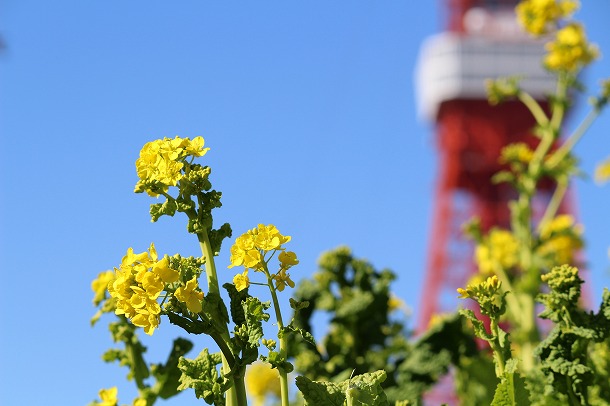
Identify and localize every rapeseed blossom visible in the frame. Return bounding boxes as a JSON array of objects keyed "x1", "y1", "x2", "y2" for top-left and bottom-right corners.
[
  {"x1": 245, "y1": 362, "x2": 281, "y2": 406},
  {"x1": 229, "y1": 224, "x2": 292, "y2": 270},
  {"x1": 107, "y1": 243, "x2": 179, "y2": 335},
  {"x1": 272, "y1": 269, "x2": 295, "y2": 292},
  {"x1": 500, "y1": 143, "x2": 534, "y2": 165},
  {"x1": 174, "y1": 276, "x2": 204, "y2": 313},
  {"x1": 457, "y1": 275, "x2": 502, "y2": 300},
  {"x1": 134, "y1": 136, "x2": 209, "y2": 197},
  {"x1": 92, "y1": 387, "x2": 146, "y2": 406},
  {"x1": 233, "y1": 269, "x2": 250, "y2": 292},
  {"x1": 538, "y1": 214, "x2": 583, "y2": 265},
  {"x1": 544, "y1": 23, "x2": 598, "y2": 72},
  {"x1": 475, "y1": 229, "x2": 520, "y2": 274},
  {"x1": 516, "y1": 0, "x2": 578, "y2": 36},
  {"x1": 229, "y1": 224, "x2": 298, "y2": 293},
  {"x1": 96, "y1": 387, "x2": 118, "y2": 406}
]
